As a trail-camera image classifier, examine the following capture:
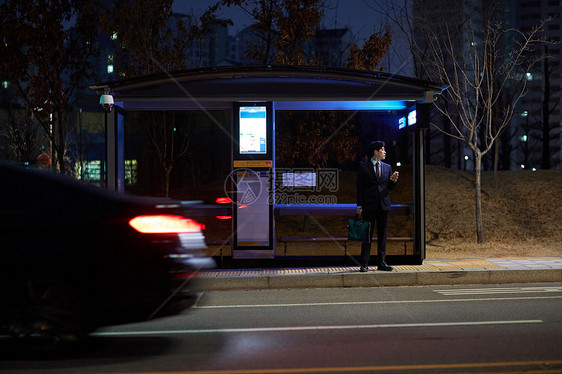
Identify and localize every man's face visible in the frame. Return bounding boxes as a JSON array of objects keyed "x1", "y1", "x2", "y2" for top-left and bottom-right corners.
[{"x1": 374, "y1": 147, "x2": 386, "y2": 160}]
